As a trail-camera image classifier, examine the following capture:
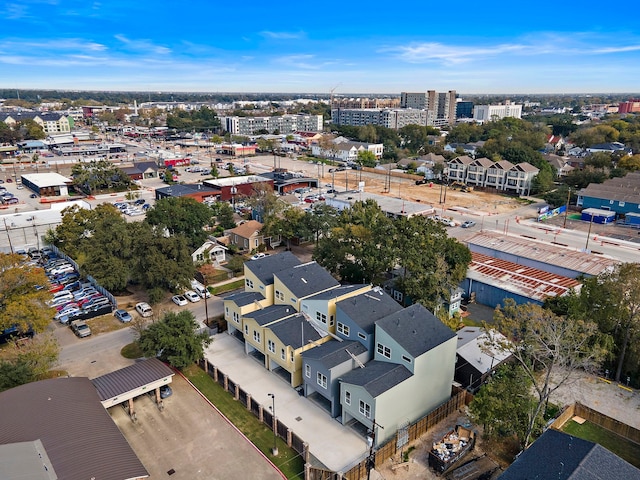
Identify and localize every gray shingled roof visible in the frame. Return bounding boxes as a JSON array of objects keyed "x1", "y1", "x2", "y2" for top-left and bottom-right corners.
[
  {"x1": 269, "y1": 314, "x2": 323, "y2": 349},
  {"x1": 339, "y1": 360, "x2": 412, "y2": 397},
  {"x1": 376, "y1": 303, "x2": 456, "y2": 357},
  {"x1": 302, "y1": 340, "x2": 368, "y2": 369},
  {"x1": 0, "y1": 377, "x2": 149, "y2": 480},
  {"x1": 91, "y1": 358, "x2": 174, "y2": 401},
  {"x1": 247, "y1": 304, "x2": 297, "y2": 326},
  {"x1": 244, "y1": 251, "x2": 301, "y2": 285},
  {"x1": 224, "y1": 291, "x2": 266, "y2": 307},
  {"x1": 305, "y1": 284, "x2": 369, "y2": 301},
  {"x1": 337, "y1": 288, "x2": 403, "y2": 334},
  {"x1": 275, "y1": 261, "x2": 340, "y2": 299},
  {"x1": 500, "y1": 429, "x2": 640, "y2": 479}
]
